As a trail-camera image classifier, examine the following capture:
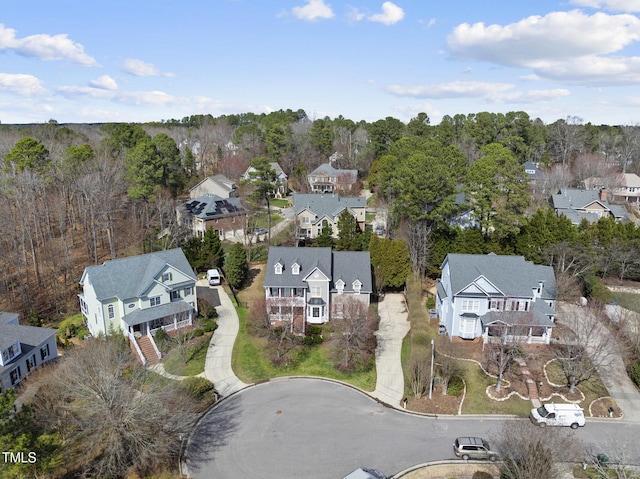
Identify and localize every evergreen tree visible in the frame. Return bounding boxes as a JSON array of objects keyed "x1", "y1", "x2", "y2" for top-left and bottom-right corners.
[
  {"x1": 225, "y1": 243, "x2": 248, "y2": 289},
  {"x1": 335, "y1": 210, "x2": 361, "y2": 251},
  {"x1": 314, "y1": 223, "x2": 334, "y2": 248},
  {"x1": 200, "y1": 228, "x2": 224, "y2": 270}
]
